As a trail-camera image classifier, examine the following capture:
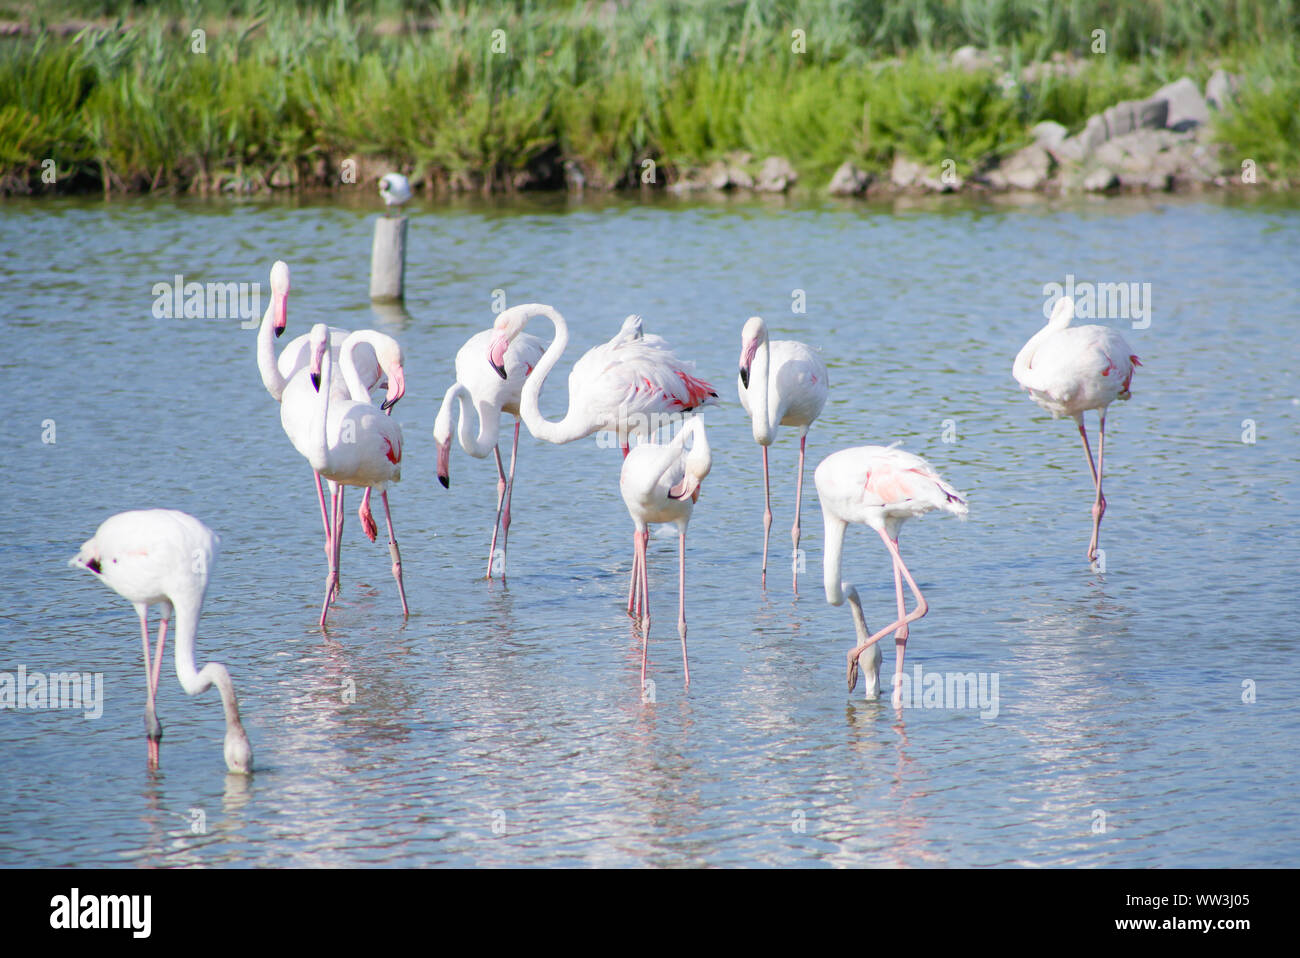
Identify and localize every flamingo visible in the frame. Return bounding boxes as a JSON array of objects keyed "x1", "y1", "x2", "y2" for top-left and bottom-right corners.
[
  {"x1": 620, "y1": 416, "x2": 712, "y2": 687},
  {"x1": 379, "y1": 173, "x2": 412, "y2": 215},
  {"x1": 434, "y1": 327, "x2": 546, "y2": 579},
  {"x1": 737, "y1": 316, "x2": 829, "y2": 593},
  {"x1": 1013, "y1": 296, "x2": 1142, "y2": 566},
  {"x1": 486, "y1": 304, "x2": 718, "y2": 457},
  {"x1": 300, "y1": 324, "x2": 409, "y2": 629},
  {"x1": 816, "y1": 445, "x2": 967, "y2": 704},
  {"x1": 68, "y1": 510, "x2": 253, "y2": 773}
]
